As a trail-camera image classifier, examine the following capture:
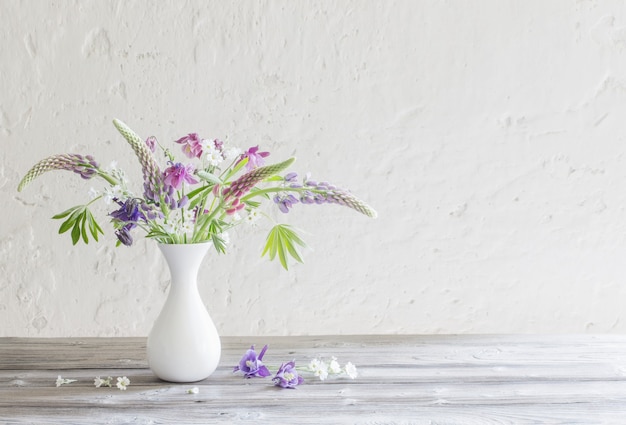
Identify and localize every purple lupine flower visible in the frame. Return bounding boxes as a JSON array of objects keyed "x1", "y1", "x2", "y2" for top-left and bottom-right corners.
[
  {"x1": 237, "y1": 146, "x2": 270, "y2": 171},
  {"x1": 113, "y1": 119, "x2": 164, "y2": 204},
  {"x1": 284, "y1": 172, "x2": 298, "y2": 182},
  {"x1": 233, "y1": 345, "x2": 271, "y2": 378},
  {"x1": 163, "y1": 162, "x2": 199, "y2": 190},
  {"x1": 273, "y1": 194, "x2": 299, "y2": 213},
  {"x1": 145, "y1": 136, "x2": 157, "y2": 153},
  {"x1": 175, "y1": 133, "x2": 203, "y2": 159},
  {"x1": 273, "y1": 361, "x2": 304, "y2": 389},
  {"x1": 17, "y1": 153, "x2": 101, "y2": 191}
]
